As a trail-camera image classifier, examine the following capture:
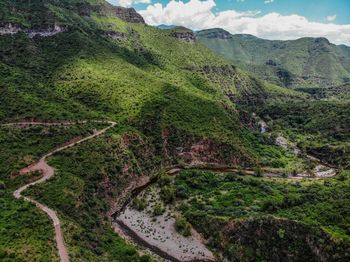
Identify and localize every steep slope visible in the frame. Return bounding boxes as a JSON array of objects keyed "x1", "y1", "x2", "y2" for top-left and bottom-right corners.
[
  {"x1": 2, "y1": 1, "x2": 349, "y2": 261},
  {"x1": 196, "y1": 28, "x2": 350, "y2": 93},
  {"x1": 0, "y1": 1, "x2": 312, "y2": 261},
  {"x1": 0, "y1": 0, "x2": 306, "y2": 166}
]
